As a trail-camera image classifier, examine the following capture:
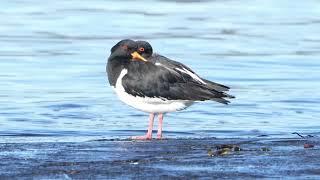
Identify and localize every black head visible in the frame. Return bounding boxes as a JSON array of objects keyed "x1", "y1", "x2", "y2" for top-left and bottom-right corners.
[
  {"x1": 107, "y1": 39, "x2": 147, "y2": 86},
  {"x1": 109, "y1": 39, "x2": 147, "y2": 62},
  {"x1": 109, "y1": 39, "x2": 137, "y2": 59},
  {"x1": 136, "y1": 41, "x2": 153, "y2": 59}
]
